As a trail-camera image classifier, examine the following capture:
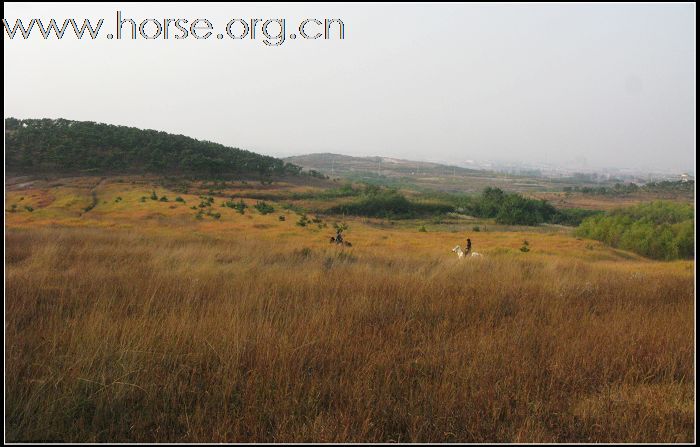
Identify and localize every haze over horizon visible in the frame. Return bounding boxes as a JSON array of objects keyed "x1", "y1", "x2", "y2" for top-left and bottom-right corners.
[{"x1": 4, "y1": 3, "x2": 696, "y2": 174}]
